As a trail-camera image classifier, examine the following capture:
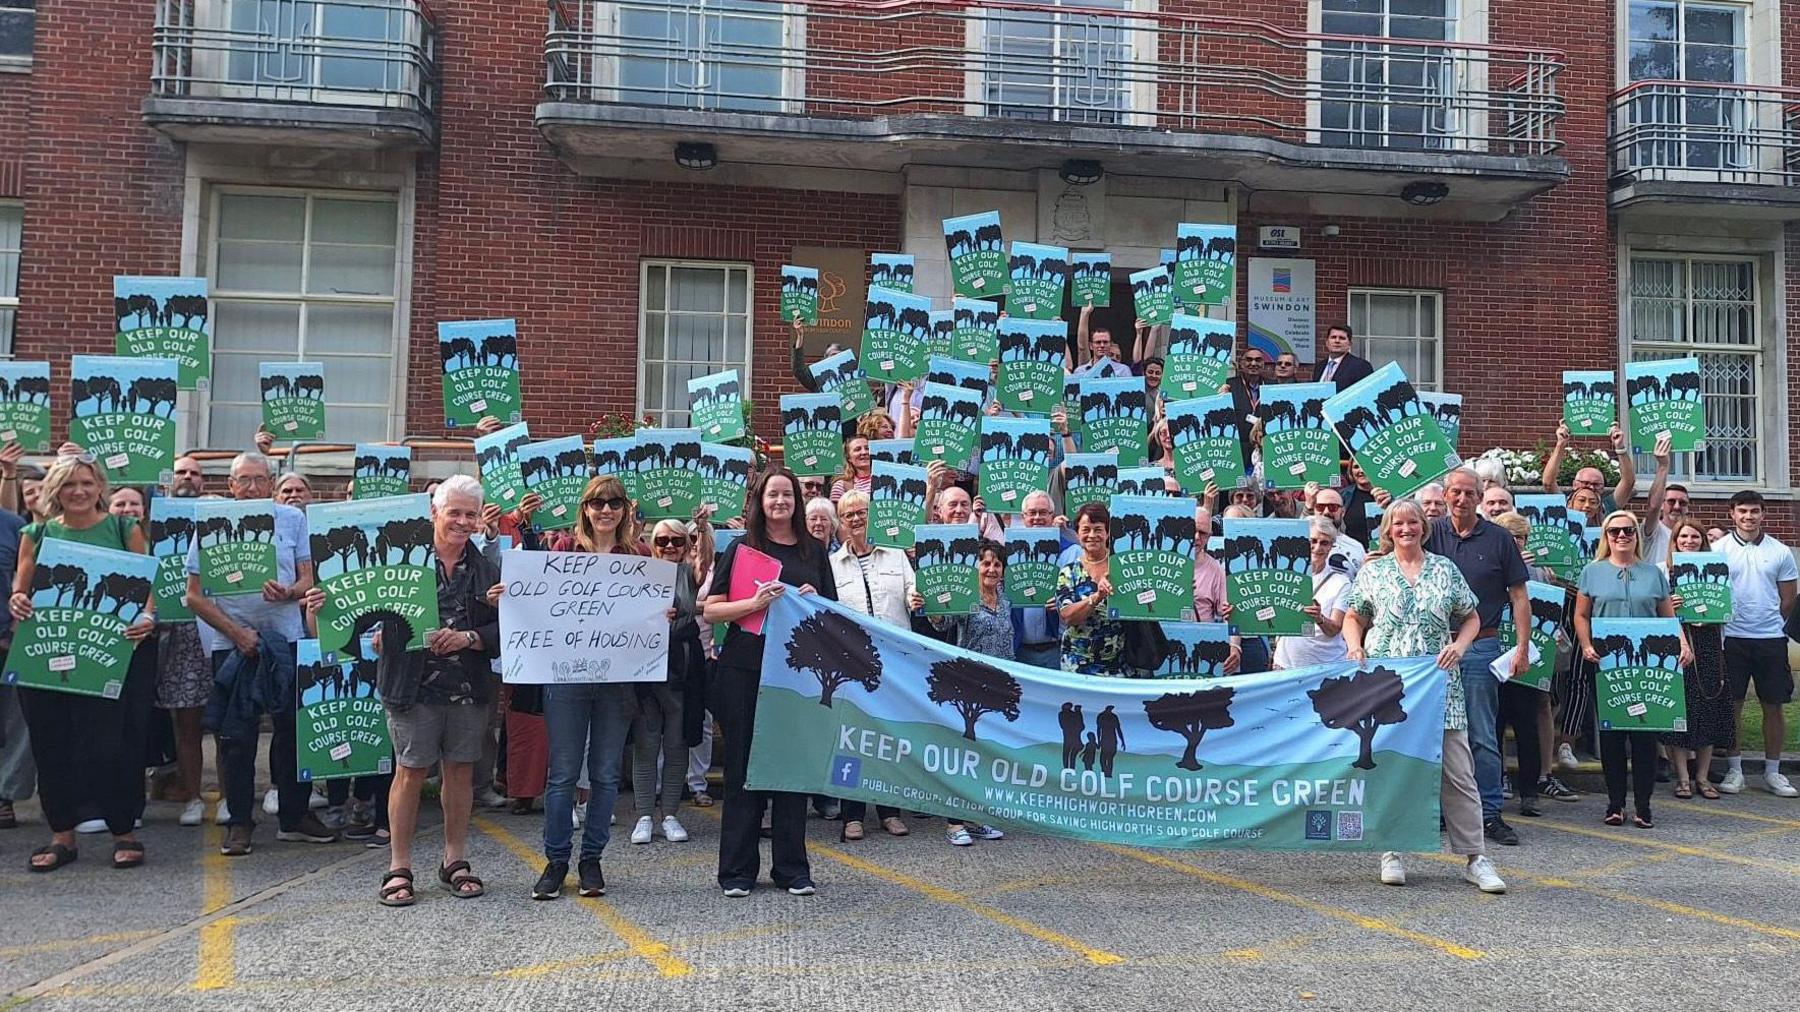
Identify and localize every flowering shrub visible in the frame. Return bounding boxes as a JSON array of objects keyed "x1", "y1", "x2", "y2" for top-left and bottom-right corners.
[
  {"x1": 1473, "y1": 445, "x2": 1621, "y2": 490},
  {"x1": 588, "y1": 412, "x2": 655, "y2": 440}
]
